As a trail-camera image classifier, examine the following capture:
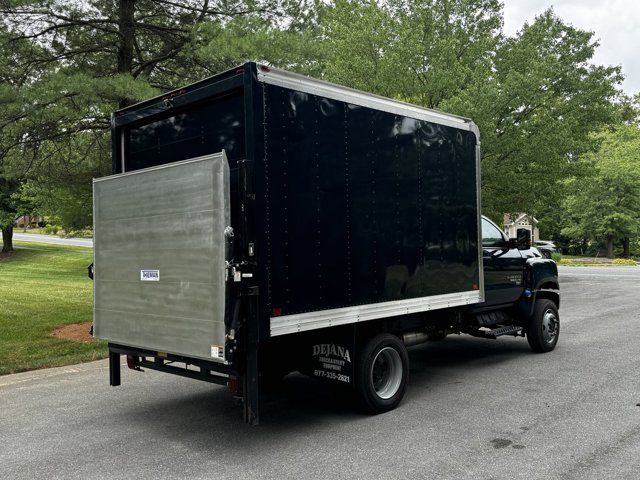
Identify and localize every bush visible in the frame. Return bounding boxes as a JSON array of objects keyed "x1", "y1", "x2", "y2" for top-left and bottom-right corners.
[
  {"x1": 612, "y1": 258, "x2": 636, "y2": 266},
  {"x1": 44, "y1": 225, "x2": 60, "y2": 235},
  {"x1": 551, "y1": 252, "x2": 563, "y2": 263}
]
